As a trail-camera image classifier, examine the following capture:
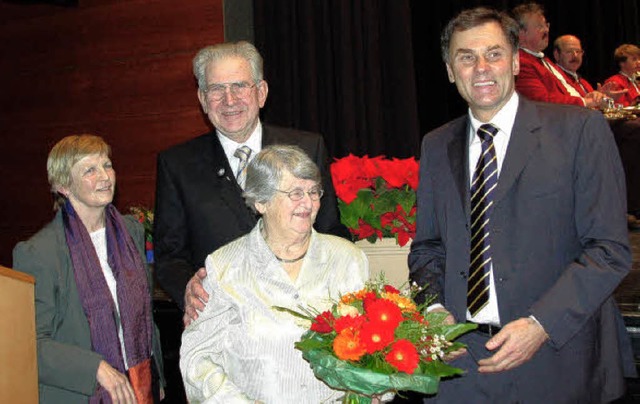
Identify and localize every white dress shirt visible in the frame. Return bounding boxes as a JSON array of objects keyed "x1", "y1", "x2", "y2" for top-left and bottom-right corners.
[
  {"x1": 180, "y1": 221, "x2": 369, "y2": 403},
  {"x1": 465, "y1": 91, "x2": 519, "y2": 326},
  {"x1": 217, "y1": 122, "x2": 263, "y2": 179}
]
